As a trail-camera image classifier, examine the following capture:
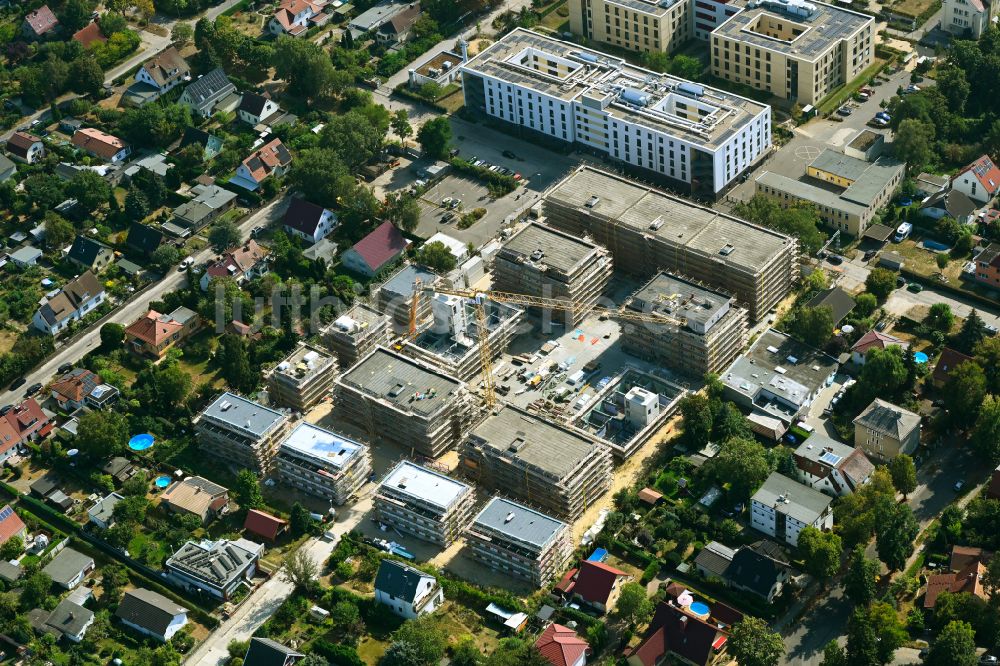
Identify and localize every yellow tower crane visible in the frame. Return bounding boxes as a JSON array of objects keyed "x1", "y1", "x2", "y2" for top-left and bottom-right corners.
[{"x1": 422, "y1": 286, "x2": 685, "y2": 409}]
